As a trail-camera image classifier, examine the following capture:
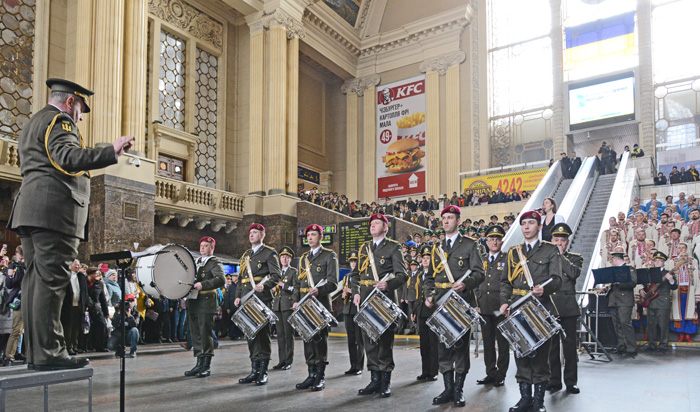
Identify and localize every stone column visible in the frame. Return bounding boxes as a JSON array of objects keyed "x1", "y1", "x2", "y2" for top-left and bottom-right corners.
[
  {"x1": 286, "y1": 32, "x2": 301, "y2": 195},
  {"x1": 363, "y1": 82, "x2": 379, "y2": 202},
  {"x1": 247, "y1": 16, "x2": 265, "y2": 195},
  {"x1": 424, "y1": 70, "x2": 440, "y2": 196},
  {"x1": 637, "y1": 0, "x2": 655, "y2": 157},
  {"x1": 443, "y1": 52, "x2": 467, "y2": 194},
  {"x1": 319, "y1": 171, "x2": 333, "y2": 193},
  {"x1": 550, "y1": 0, "x2": 565, "y2": 155},
  {"x1": 90, "y1": 0, "x2": 125, "y2": 145},
  {"x1": 265, "y1": 12, "x2": 289, "y2": 195},
  {"x1": 341, "y1": 81, "x2": 359, "y2": 201},
  {"x1": 122, "y1": 0, "x2": 147, "y2": 153}
]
